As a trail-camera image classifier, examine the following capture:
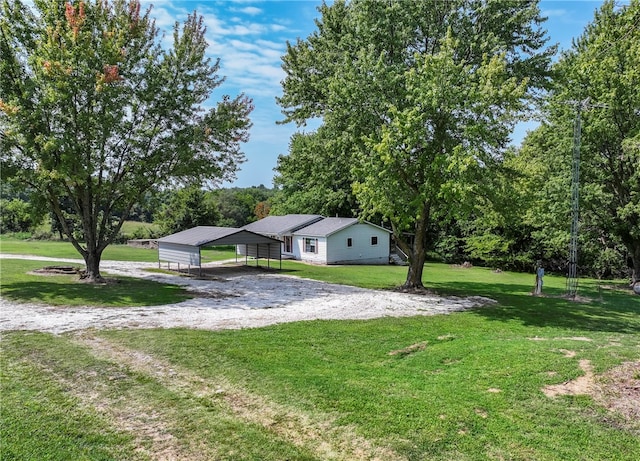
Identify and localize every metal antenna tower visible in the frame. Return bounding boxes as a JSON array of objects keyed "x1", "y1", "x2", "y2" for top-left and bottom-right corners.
[
  {"x1": 566, "y1": 98, "x2": 608, "y2": 299},
  {"x1": 566, "y1": 100, "x2": 585, "y2": 298}
]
